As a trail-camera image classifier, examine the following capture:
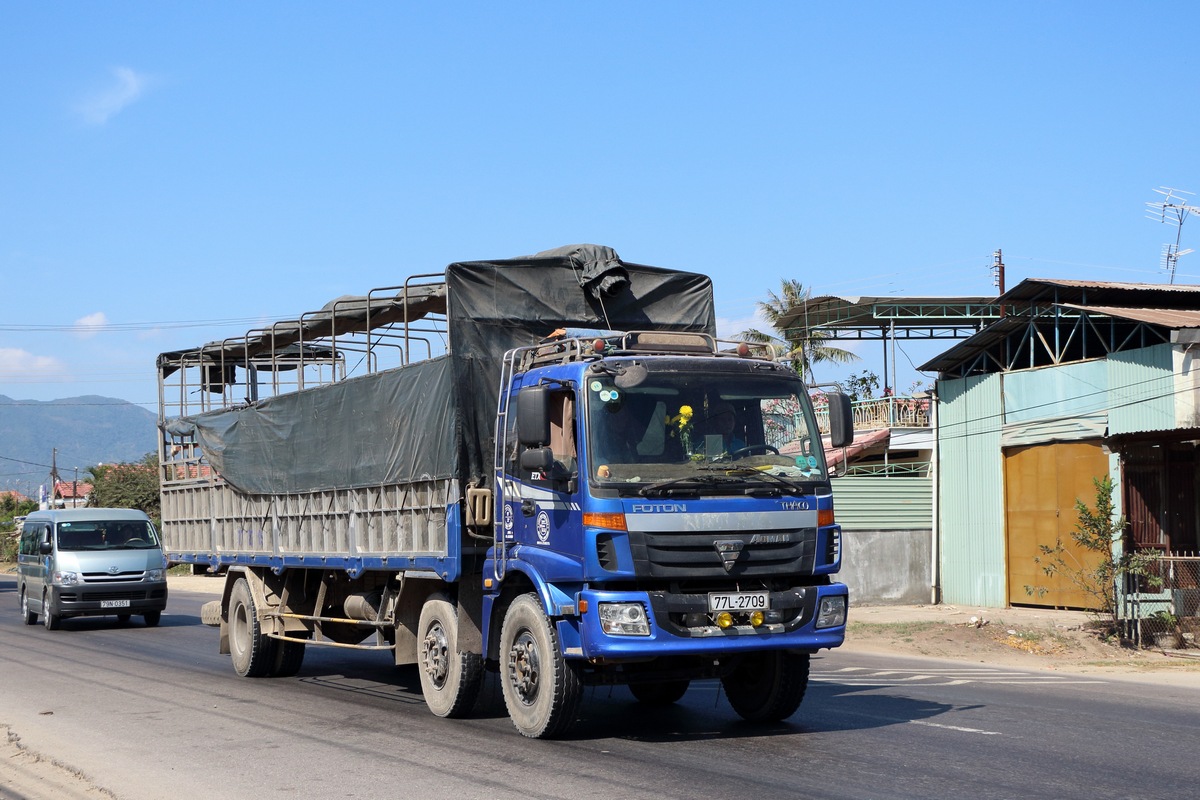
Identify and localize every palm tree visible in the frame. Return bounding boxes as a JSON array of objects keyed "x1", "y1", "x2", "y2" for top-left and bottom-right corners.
[{"x1": 738, "y1": 278, "x2": 858, "y2": 380}]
